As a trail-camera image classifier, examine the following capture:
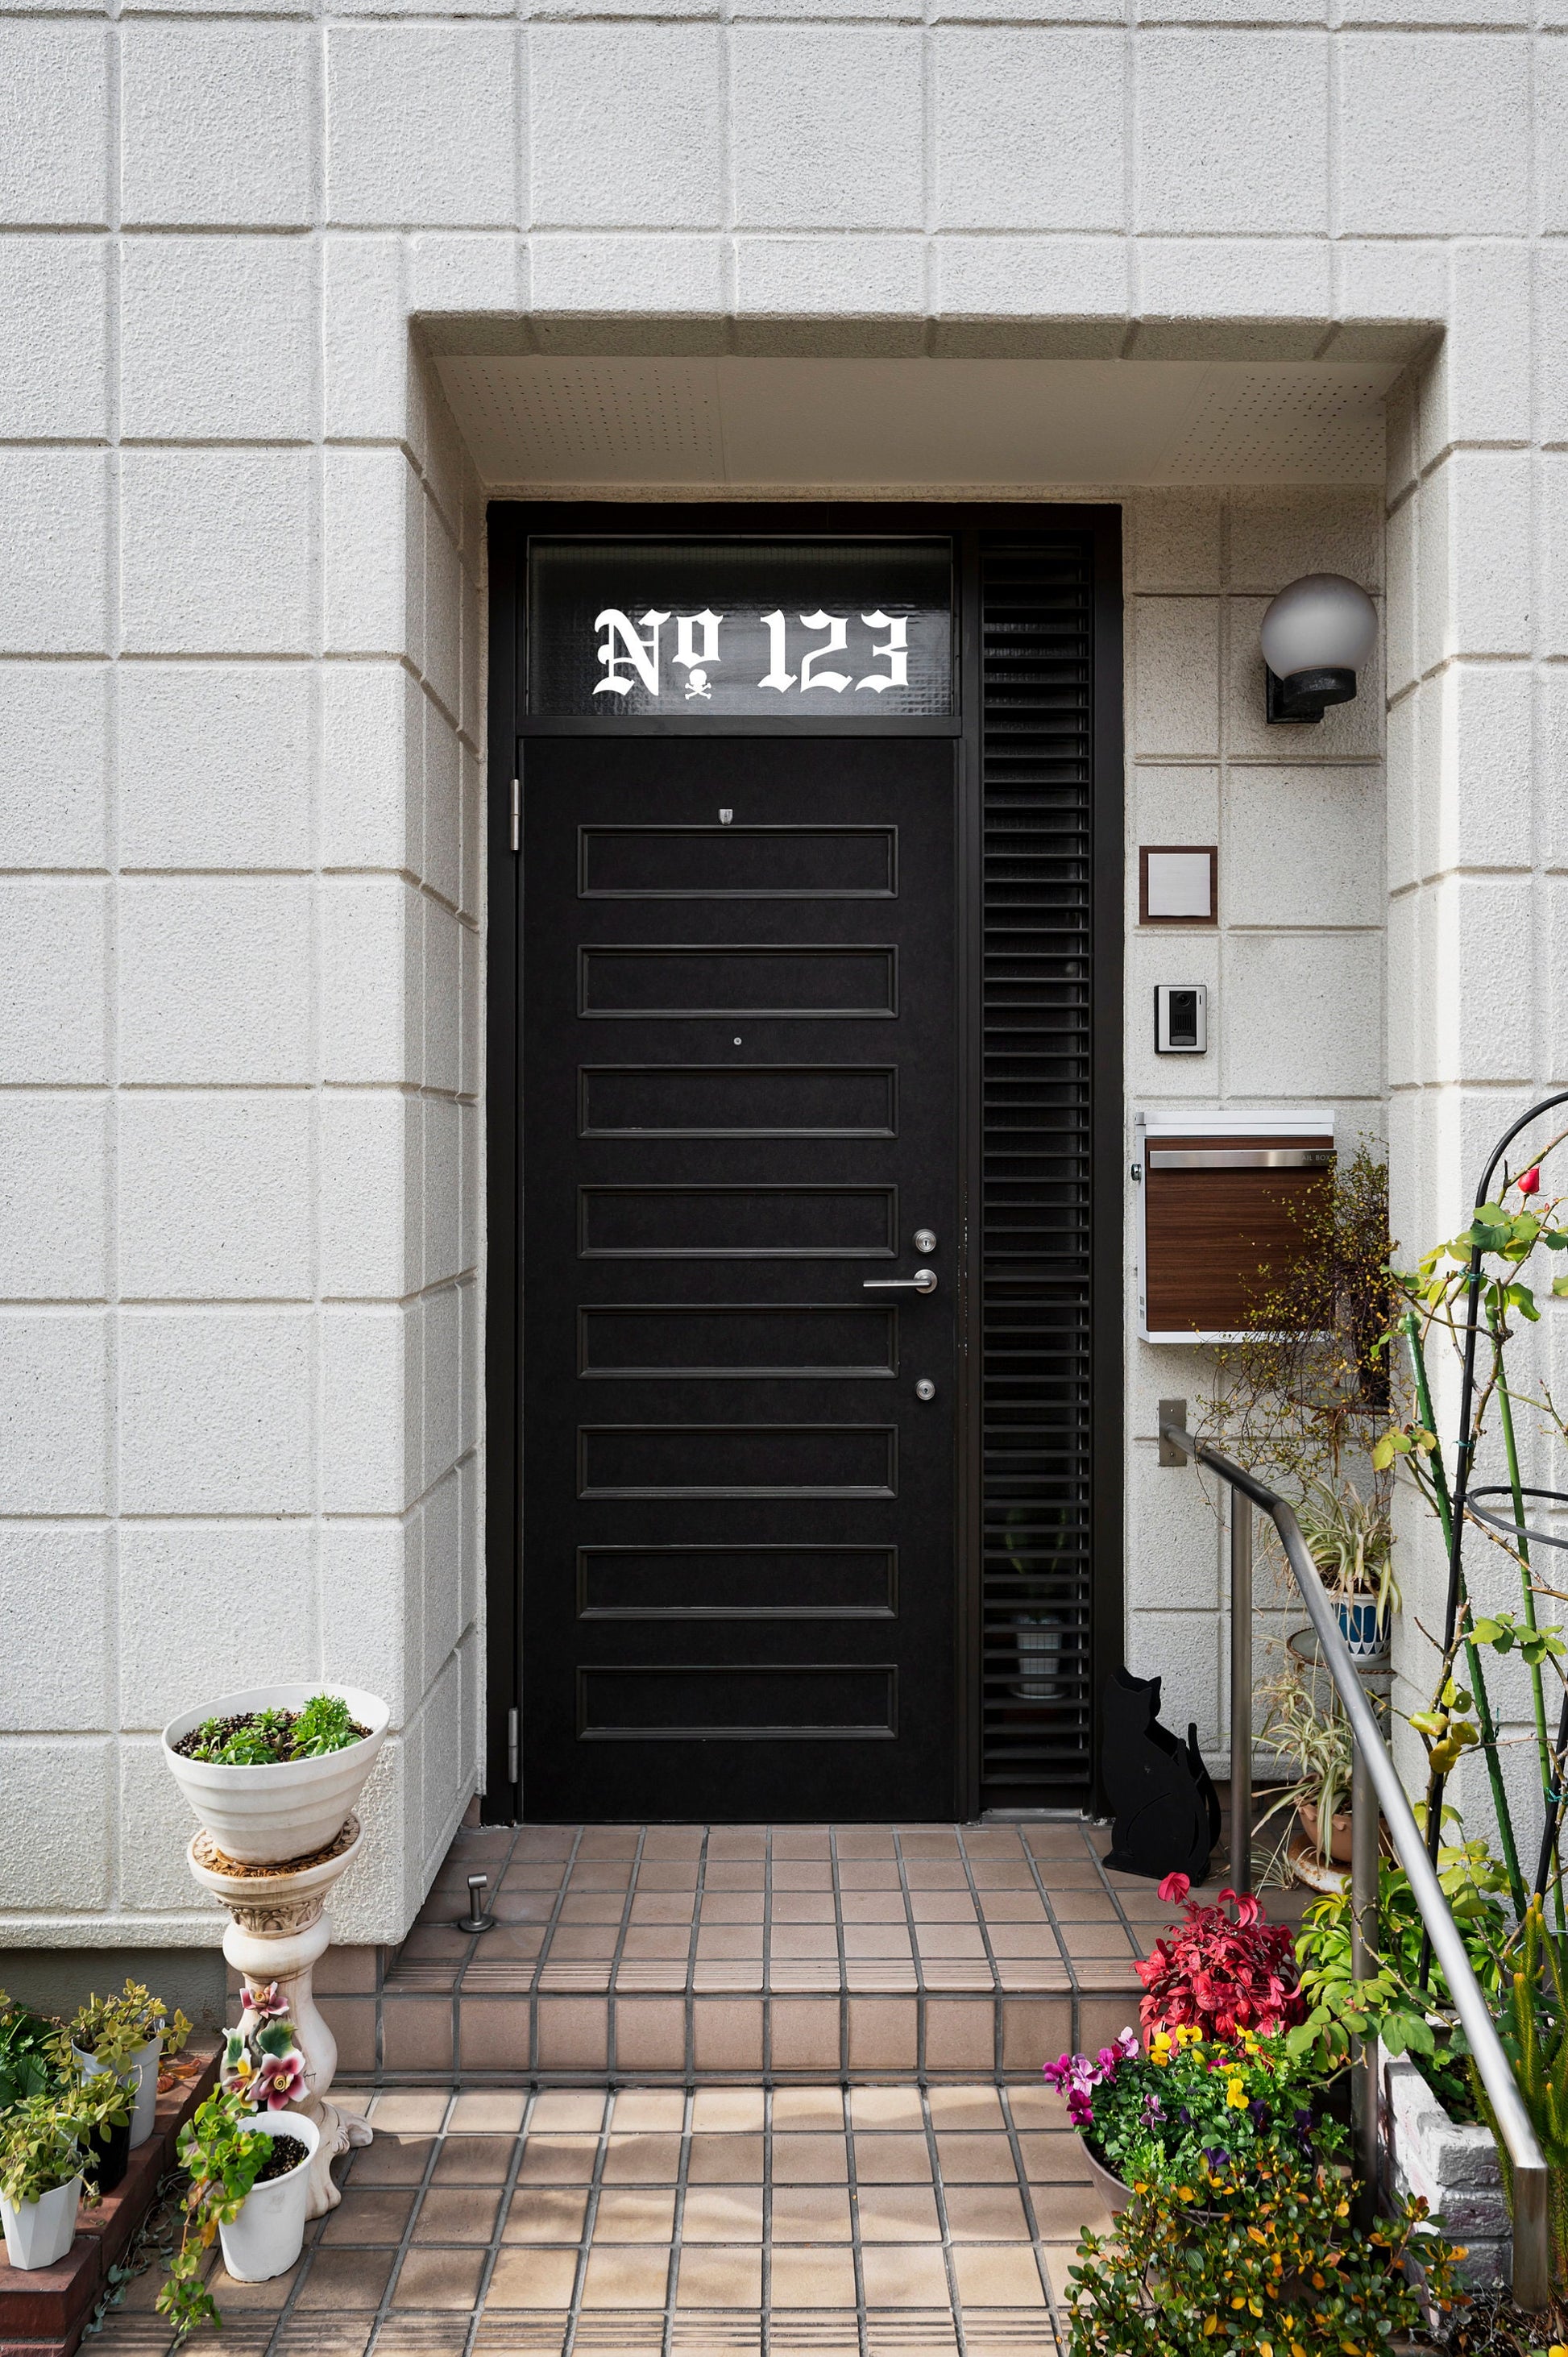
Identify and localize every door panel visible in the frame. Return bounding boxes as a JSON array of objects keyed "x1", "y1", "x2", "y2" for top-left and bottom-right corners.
[{"x1": 521, "y1": 733, "x2": 958, "y2": 1819}]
